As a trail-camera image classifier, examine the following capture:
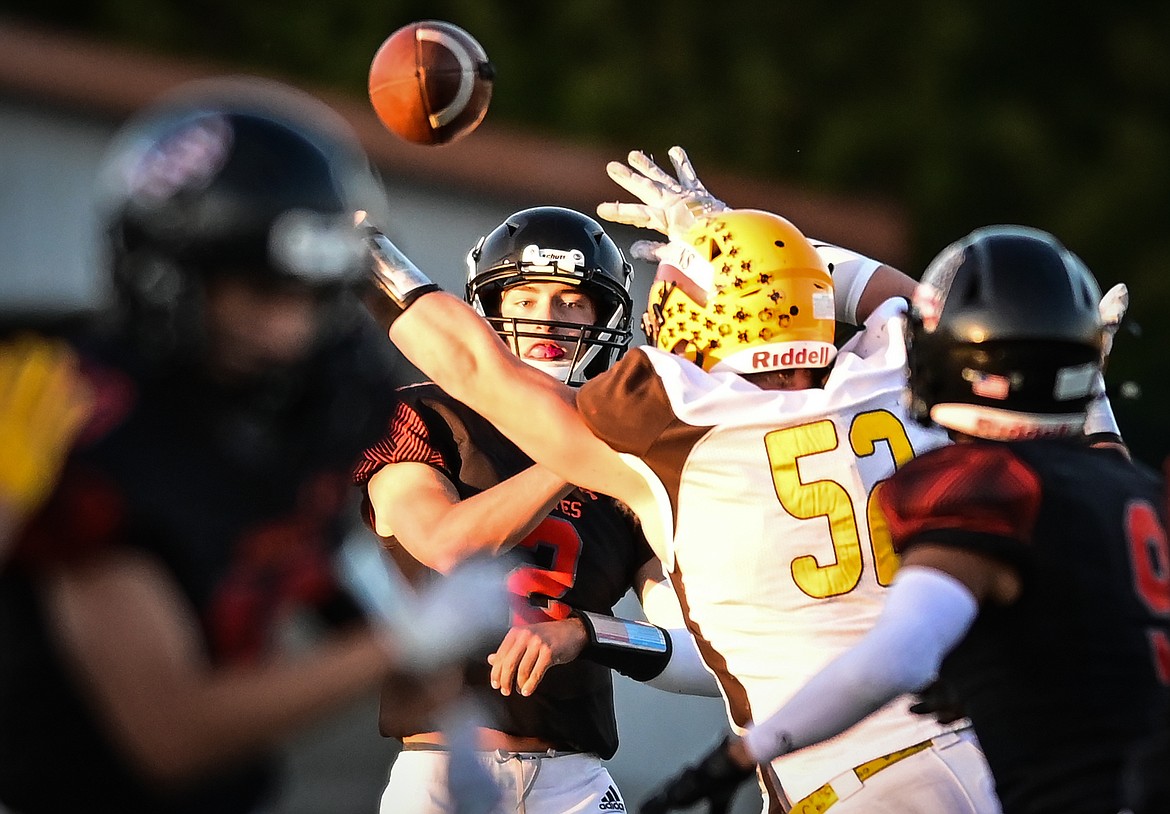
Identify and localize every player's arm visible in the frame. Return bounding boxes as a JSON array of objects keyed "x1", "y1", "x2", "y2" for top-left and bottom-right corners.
[
  {"x1": 1084, "y1": 282, "x2": 1129, "y2": 453},
  {"x1": 46, "y1": 549, "x2": 396, "y2": 785},
  {"x1": 366, "y1": 460, "x2": 570, "y2": 573},
  {"x1": 813, "y1": 241, "x2": 916, "y2": 325},
  {"x1": 364, "y1": 231, "x2": 640, "y2": 501},
  {"x1": 486, "y1": 558, "x2": 721, "y2": 699},
  {"x1": 754, "y1": 542, "x2": 1023, "y2": 748},
  {"x1": 48, "y1": 545, "x2": 507, "y2": 786},
  {"x1": 592, "y1": 145, "x2": 913, "y2": 327},
  {"x1": 634, "y1": 559, "x2": 721, "y2": 696}
]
